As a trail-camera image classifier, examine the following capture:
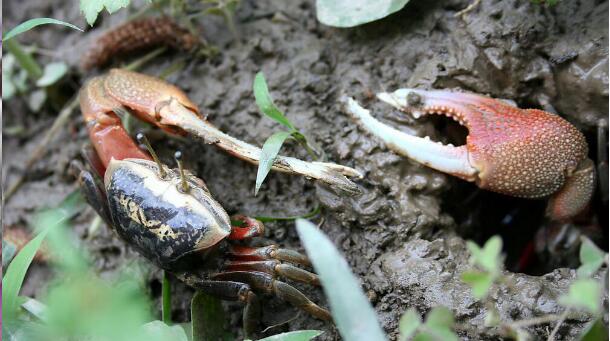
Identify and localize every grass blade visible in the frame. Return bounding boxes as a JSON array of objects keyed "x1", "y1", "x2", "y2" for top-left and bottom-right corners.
[
  {"x1": 255, "y1": 131, "x2": 292, "y2": 195},
  {"x1": 3, "y1": 18, "x2": 82, "y2": 41},
  {"x1": 191, "y1": 291, "x2": 227, "y2": 341},
  {"x1": 253, "y1": 72, "x2": 295, "y2": 130},
  {"x1": 296, "y1": 219, "x2": 386, "y2": 341},
  {"x1": 2, "y1": 226, "x2": 51, "y2": 323}
]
